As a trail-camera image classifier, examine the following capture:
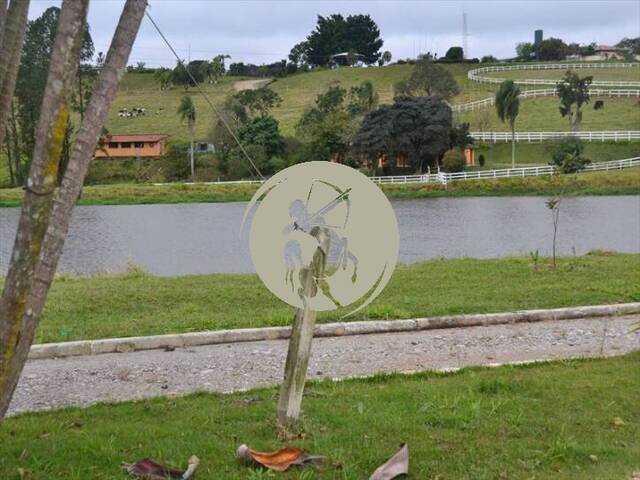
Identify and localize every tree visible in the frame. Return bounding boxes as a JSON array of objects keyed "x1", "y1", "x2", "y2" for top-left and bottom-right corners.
[
  {"x1": 481, "y1": 55, "x2": 497, "y2": 63},
  {"x1": 536, "y1": 37, "x2": 568, "y2": 61},
  {"x1": 0, "y1": 0, "x2": 30, "y2": 151},
  {"x1": 550, "y1": 137, "x2": 590, "y2": 173},
  {"x1": 495, "y1": 80, "x2": 520, "y2": 168},
  {"x1": 516, "y1": 42, "x2": 534, "y2": 60},
  {"x1": 556, "y1": 70, "x2": 592, "y2": 133},
  {"x1": 394, "y1": 54, "x2": 460, "y2": 100},
  {"x1": 617, "y1": 37, "x2": 640, "y2": 55},
  {"x1": 378, "y1": 50, "x2": 392, "y2": 66},
  {"x1": 202, "y1": 54, "x2": 229, "y2": 84},
  {"x1": 237, "y1": 115, "x2": 284, "y2": 162},
  {"x1": 11, "y1": 5, "x2": 93, "y2": 183},
  {"x1": 288, "y1": 41, "x2": 308, "y2": 66},
  {"x1": 233, "y1": 87, "x2": 282, "y2": 117},
  {"x1": 0, "y1": 0, "x2": 146, "y2": 421},
  {"x1": 441, "y1": 148, "x2": 466, "y2": 172},
  {"x1": 177, "y1": 95, "x2": 196, "y2": 181},
  {"x1": 298, "y1": 14, "x2": 383, "y2": 67},
  {"x1": 154, "y1": 67, "x2": 171, "y2": 90},
  {"x1": 352, "y1": 95, "x2": 454, "y2": 174},
  {"x1": 444, "y1": 46, "x2": 464, "y2": 61},
  {"x1": 296, "y1": 83, "x2": 374, "y2": 163}
]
